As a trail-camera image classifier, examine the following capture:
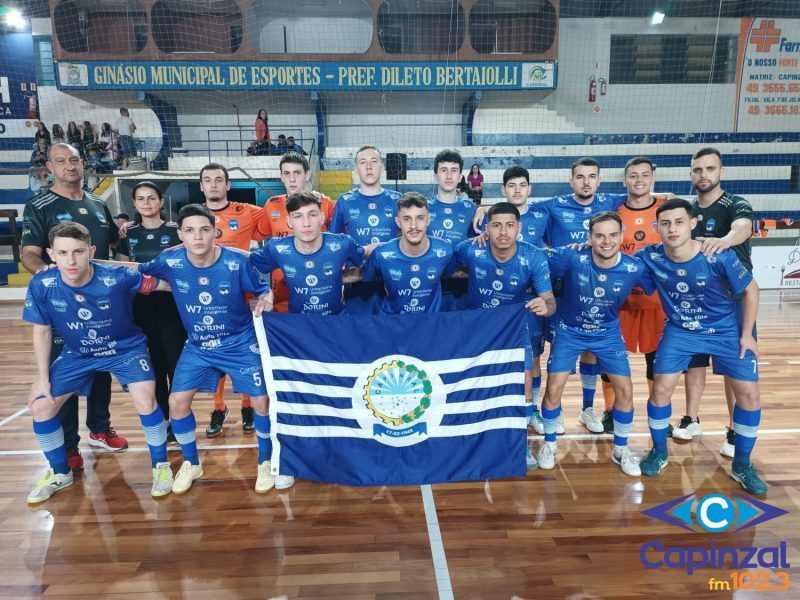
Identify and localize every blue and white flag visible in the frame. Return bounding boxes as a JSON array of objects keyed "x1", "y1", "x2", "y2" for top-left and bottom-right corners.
[{"x1": 254, "y1": 304, "x2": 529, "y2": 486}]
